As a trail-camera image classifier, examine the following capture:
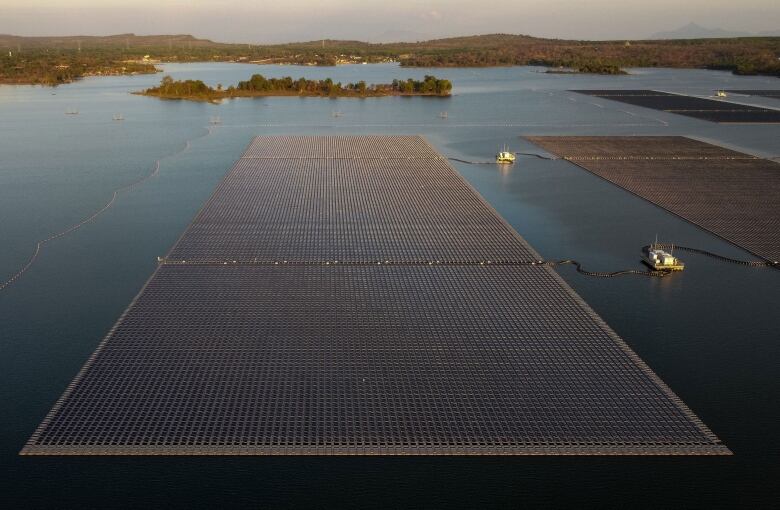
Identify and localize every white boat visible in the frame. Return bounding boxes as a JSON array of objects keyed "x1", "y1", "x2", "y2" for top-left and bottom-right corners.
[
  {"x1": 642, "y1": 240, "x2": 685, "y2": 271},
  {"x1": 716, "y1": 90, "x2": 728, "y2": 98},
  {"x1": 496, "y1": 146, "x2": 516, "y2": 164},
  {"x1": 112, "y1": 113, "x2": 124, "y2": 121}
]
